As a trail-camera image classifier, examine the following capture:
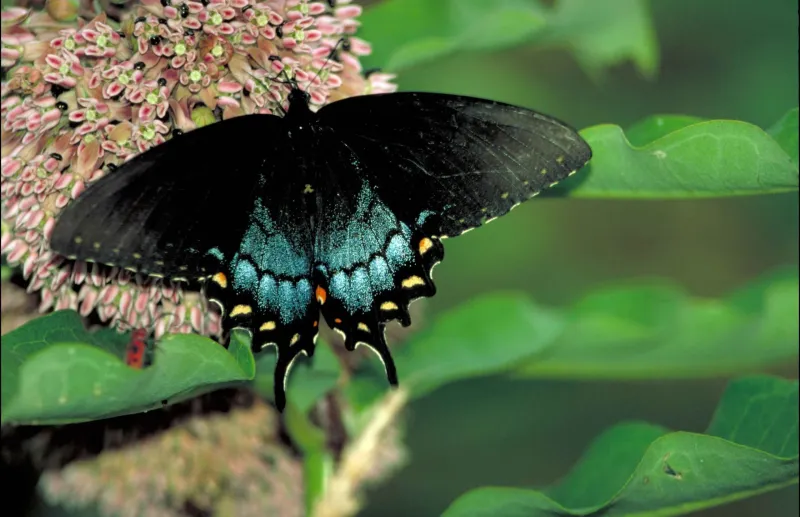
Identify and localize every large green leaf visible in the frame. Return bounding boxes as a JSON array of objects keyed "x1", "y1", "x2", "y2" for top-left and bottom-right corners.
[
  {"x1": 441, "y1": 376, "x2": 799, "y2": 517},
  {"x1": 359, "y1": 0, "x2": 656, "y2": 75},
  {"x1": 0, "y1": 311, "x2": 255, "y2": 425},
  {"x1": 515, "y1": 268, "x2": 799, "y2": 379},
  {"x1": 551, "y1": 109, "x2": 799, "y2": 198}
]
